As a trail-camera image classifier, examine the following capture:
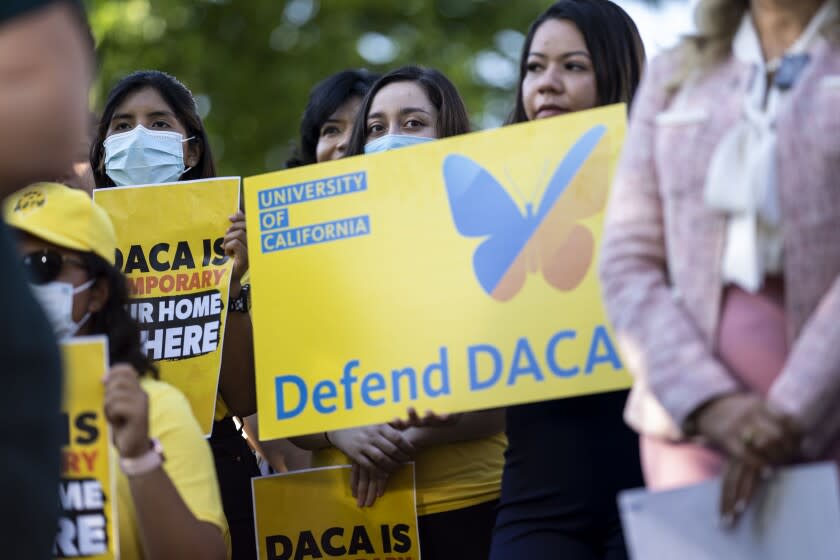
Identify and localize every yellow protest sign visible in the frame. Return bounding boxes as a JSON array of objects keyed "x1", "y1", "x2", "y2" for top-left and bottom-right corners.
[
  {"x1": 252, "y1": 465, "x2": 420, "y2": 560},
  {"x1": 245, "y1": 105, "x2": 631, "y2": 440},
  {"x1": 94, "y1": 178, "x2": 239, "y2": 435},
  {"x1": 56, "y1": 336, "x2": 118, "y2": 559}
]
